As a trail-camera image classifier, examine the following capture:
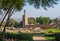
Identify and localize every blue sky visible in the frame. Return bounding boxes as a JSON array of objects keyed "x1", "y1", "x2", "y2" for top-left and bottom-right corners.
[{"x1": 11, "y1": 1, "x2": 60, "y2": 21}]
